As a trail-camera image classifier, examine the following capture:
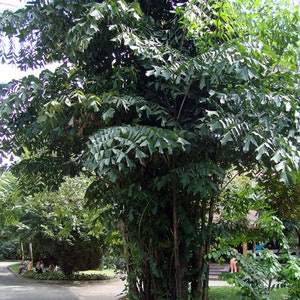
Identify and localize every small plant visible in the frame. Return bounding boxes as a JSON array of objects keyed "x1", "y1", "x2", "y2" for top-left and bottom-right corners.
[
  {"x1": 281, "y1": 255, "x2": 300, "y2": 300},
  {"x1": 220, "y1": 215, "x2": 300, "y2": 300},
  {"x1": 221, "y1": 250, "x2": 282, "y2": 299}
]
